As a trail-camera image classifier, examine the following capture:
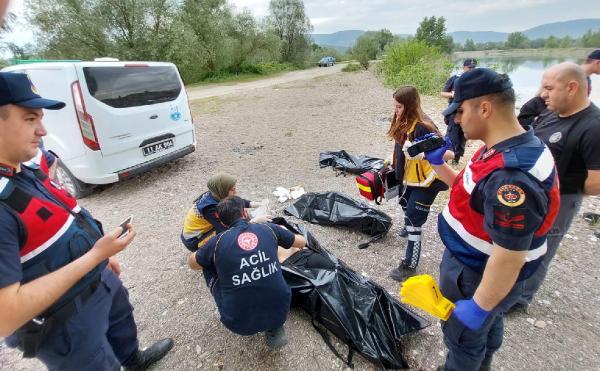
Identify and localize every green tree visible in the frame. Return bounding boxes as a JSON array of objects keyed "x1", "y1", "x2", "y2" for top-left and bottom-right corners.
[
  {"x1": 581, "y1": 29, "x2": 600, "y2": 47},
  {"x1": 181, "y1": 0, "x2": 233, "y2": 72},
  {"x1": 506, "y1": 32, "x2": 529, "y2": 49},
  {"x1": 463, "y1": 39, "x2": 476, "y2": 51},
  {"x1": 414, "y1": 16, "x2": 453, "y2": 53},
  {"x1": 351, "y1": 34, "x2": 378, "y2": 69},
  {"x1": 544, "y1": 36, "x2": 560, "y2": 48},
  {"x1": 227, "y1": 10, "x2": 280, "y2": 71},
  {"x1": 381, "y1": 39, "x2": 452, "y2": 95},
  {"x1": 266, "y1": 0, "x2": 313, "y2": 65}
]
